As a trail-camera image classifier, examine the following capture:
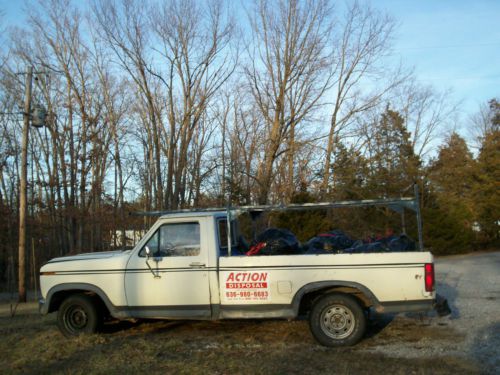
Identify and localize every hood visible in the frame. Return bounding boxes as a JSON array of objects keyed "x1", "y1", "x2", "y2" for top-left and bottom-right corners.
[
  {"x1": 41, "y1": 249, "x2": 132, "y2": 273},
  {"x1": 47, "y1": 250, "x2": 127, "y2": 264}
]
